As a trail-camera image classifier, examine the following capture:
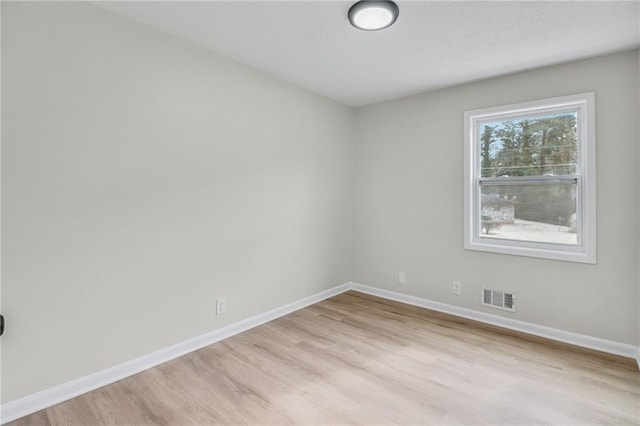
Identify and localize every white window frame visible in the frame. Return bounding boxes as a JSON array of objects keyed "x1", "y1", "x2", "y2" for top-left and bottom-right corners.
[{"x1": 464, "y1": 93, "x2": 596, "y2": 264}]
